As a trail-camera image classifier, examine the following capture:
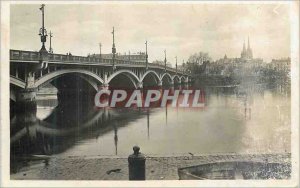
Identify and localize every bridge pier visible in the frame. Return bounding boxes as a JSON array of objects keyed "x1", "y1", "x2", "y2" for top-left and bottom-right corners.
[
  {"x1": 182, "y1": 81, "x2": 190, "y2": 89},
  {"x1": 99, "y1": 83, "x2": 109, "y2": 90},
  {"x1": 137, "y1": 82, "x2": 143, "y2": 89},
  {"x1": 14, "y1": 70, "x2": 38, "y2": 113},
  {"x1": 15, "y1": 65, "x2": 19, "y2": 78},
  {"x1": 177, "y1": 85, "x2": 182, "y2": 90},
  {"x1": 15, "y1": 88, "x2": 37, "y2": 113},
  {"x1": 26, "y1": 72, "x2": 35, "y2": 88},
  {"x1": 158, "y1": 80, "x2": 162, "y2": 87}
]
